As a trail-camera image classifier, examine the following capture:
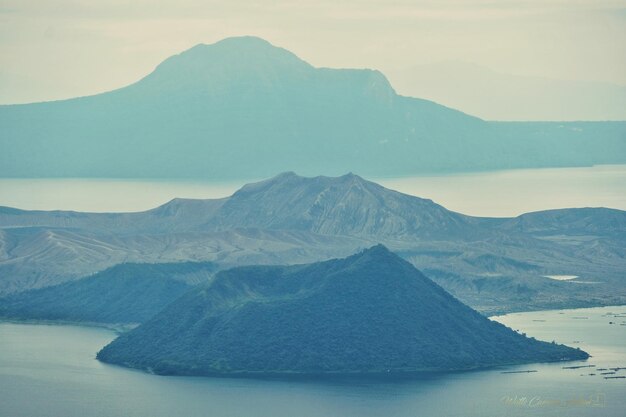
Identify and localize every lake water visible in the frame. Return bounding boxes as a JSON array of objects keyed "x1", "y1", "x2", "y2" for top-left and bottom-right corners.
[
  {"x1": 1, "y1": 306, "x2": 624, "y2": 417},
  {"x1": 0, "y1": 165, "x2": 624, "y2": 216}
]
